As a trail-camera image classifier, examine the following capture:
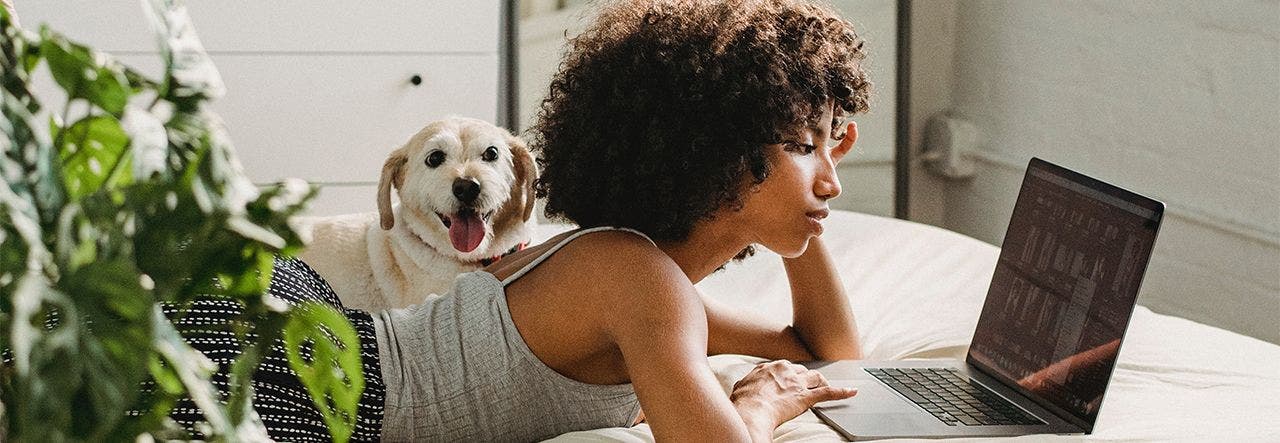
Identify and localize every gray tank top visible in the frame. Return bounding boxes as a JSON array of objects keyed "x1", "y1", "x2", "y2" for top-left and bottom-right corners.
[{"x1": 373, "y1": 226, "x2": 648, "y2": 441}]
